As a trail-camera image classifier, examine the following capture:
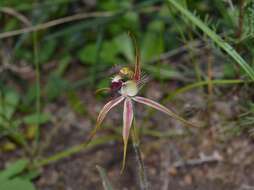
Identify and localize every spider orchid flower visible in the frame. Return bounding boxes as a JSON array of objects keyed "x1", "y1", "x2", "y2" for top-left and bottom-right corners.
[{"x1": 95, "y1": 36, "x2": 196, "y2": 172}]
